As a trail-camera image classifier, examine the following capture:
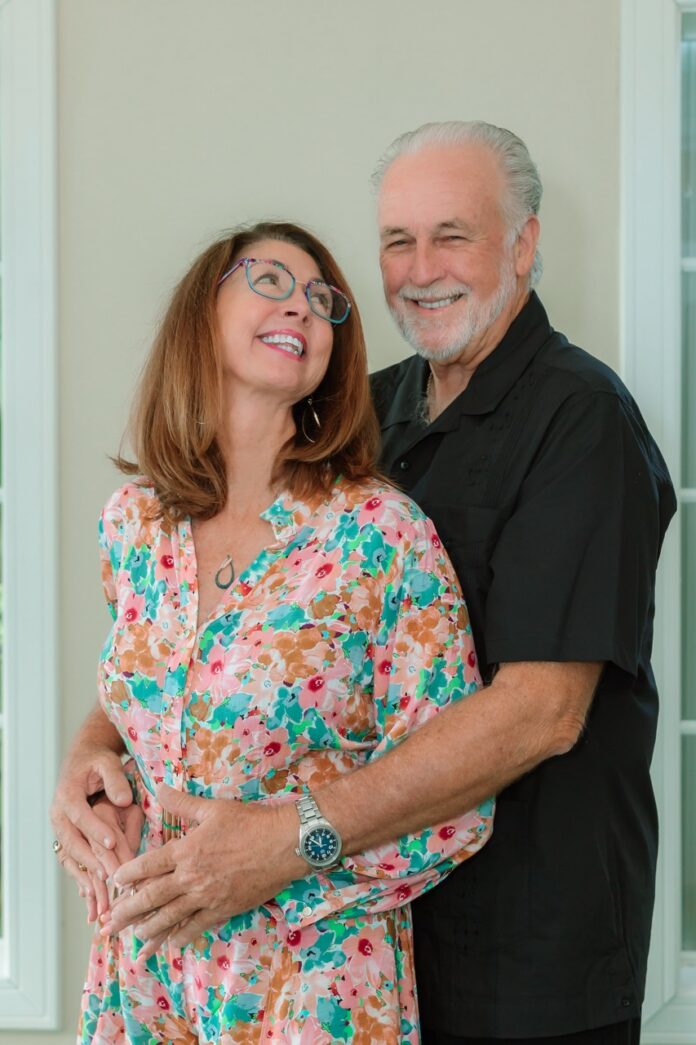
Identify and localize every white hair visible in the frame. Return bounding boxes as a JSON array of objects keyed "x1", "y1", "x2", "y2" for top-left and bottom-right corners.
[{"x1": 372, "y1": 120, "x2": 543, "y2": 287}]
